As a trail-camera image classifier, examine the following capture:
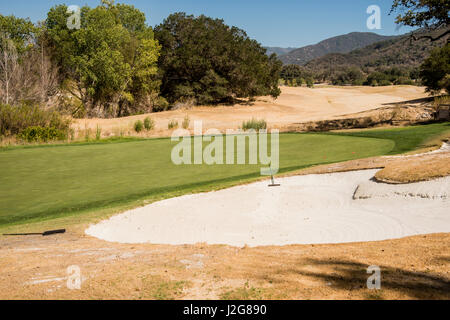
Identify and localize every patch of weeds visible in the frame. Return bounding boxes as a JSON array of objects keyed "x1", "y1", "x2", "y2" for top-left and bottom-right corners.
[
  {"x1": 220, "y1": 282, "x2": 274, "y2": 300},
  {"x1": 144, "y1": 117, "x2": 155, "y2": 131},
  {"x1": 95, "y1": 125, "x2": 102, "y2": 140},
  {"x1": 142, "y1": 276, "x2": 188, "y2": 300},
  {"x1": 365, "y1": 291, "x2": 384, "y2": 300},
  {"x1": 182, "y1": 115, "x2": 190, "y2": 129},
  {"x1": 242, "y1": 118, "x2": 267, "y2": 131},
  {"x1": 168, "y1": 120, "x2": 179, "y2": 130}
]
